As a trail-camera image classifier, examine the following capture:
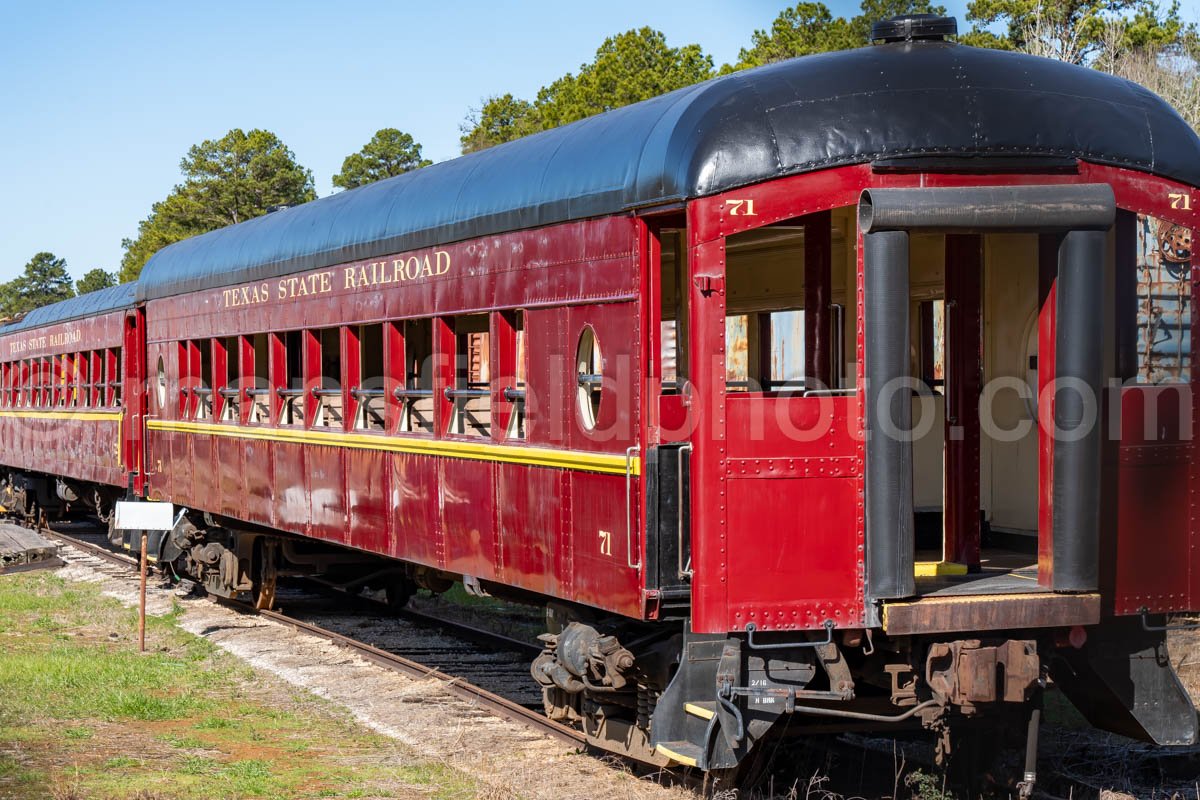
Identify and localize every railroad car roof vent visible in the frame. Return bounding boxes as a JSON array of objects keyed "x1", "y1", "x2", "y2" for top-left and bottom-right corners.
[{"x1": 871, "y1": 14, "x2": 957, "y2": 43}]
